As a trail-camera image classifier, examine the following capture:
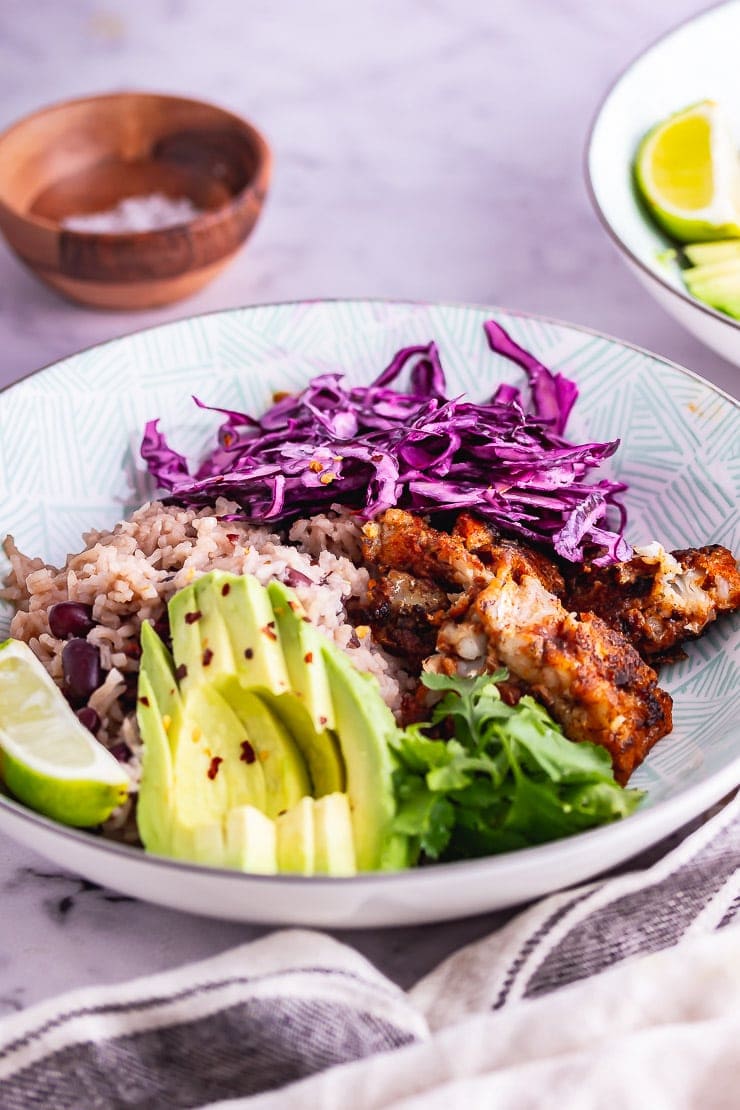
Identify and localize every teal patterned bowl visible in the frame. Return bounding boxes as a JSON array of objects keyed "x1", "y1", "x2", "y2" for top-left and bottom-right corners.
[{"x1": 0, "y1": 301, "x2": 737, "y2": 925}]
